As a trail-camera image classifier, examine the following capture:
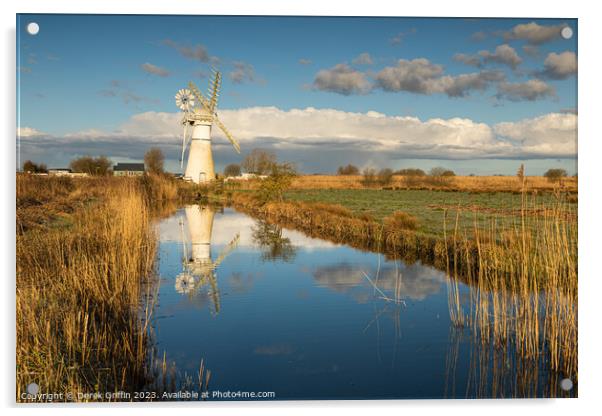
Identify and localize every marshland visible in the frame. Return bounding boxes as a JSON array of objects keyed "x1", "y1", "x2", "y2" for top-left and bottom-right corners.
[{"x1": 16, "y1": 171, "x2": 577, "y2": 400}]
